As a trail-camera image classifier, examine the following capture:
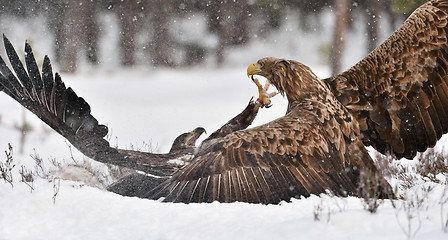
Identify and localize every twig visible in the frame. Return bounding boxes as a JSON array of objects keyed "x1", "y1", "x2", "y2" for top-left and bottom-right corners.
[
  {"x1": 53, "y1": 177, "x2": 61, "y2": 204},
  {"x1": 1, "y1": 144, "x2": 15, "y2": 187},
  {"x1": 19, "y1": 165, "x2": 34, "y2": 192},
  {"x1": 65, "y1": 140, "x2": 78, "y2": 164},
  {"x1": 441, "y1": 186, "x2": 448, "y2": 233},
  {"x1": 392, "y1": 190, "x2": 424, "y2": 239}
]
